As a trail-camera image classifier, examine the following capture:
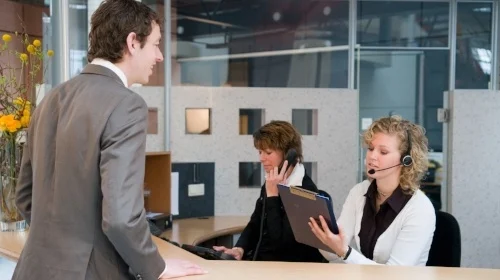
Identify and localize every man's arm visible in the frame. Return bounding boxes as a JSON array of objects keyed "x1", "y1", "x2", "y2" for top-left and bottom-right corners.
[
  {"x1": 100, "y1": 93, "x2": 165, "y2": 280},
  {"x1": 15, "y1": 139, "x2": 33, "y2": 225}
]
